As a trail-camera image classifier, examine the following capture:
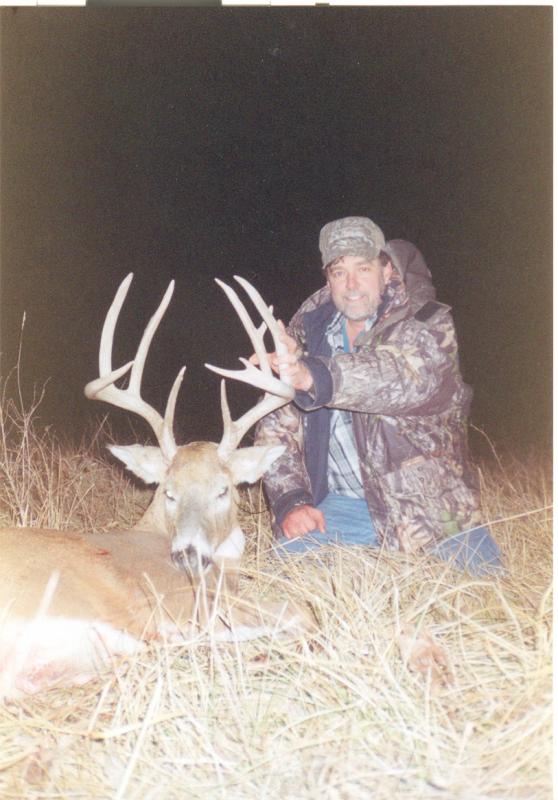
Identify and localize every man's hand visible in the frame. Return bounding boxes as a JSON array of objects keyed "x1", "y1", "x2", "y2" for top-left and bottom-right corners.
[
  {"x1": 281, "y1": 504, "x2": 326, "y2": 539},
  {"x1": 249, "y1": 321, "x2": 314, "y2": 393}
]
